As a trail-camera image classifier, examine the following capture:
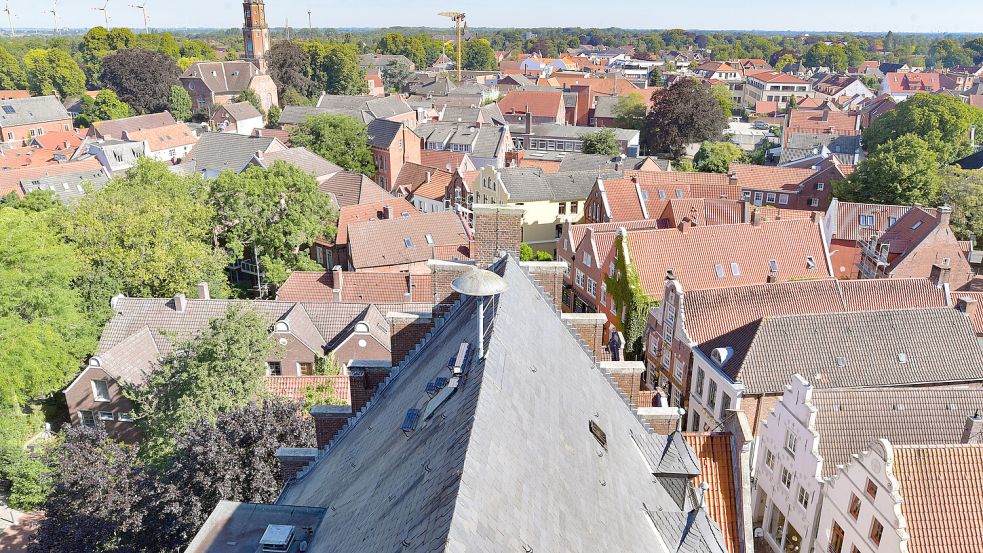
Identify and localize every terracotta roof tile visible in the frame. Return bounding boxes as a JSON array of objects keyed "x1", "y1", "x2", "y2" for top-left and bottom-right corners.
[
  {"x1": 953, "y1": 292, "x2": 983, "y2": 335},
  {"x1": 683, "y1": 433, "x2": 741, "y2": 553},
  {"x1": 747, "y1": 71, "x2": 810, "y2": 84},
  {"x1": 277, "y1": 271, "x2": 435, "y2": 305},
  {"x1": 319, "y1": 171, "x2": 391, "y2": 208},
  {"x1": 124, "y1": 123, "x2": 198, "y2": 153},
  {"x1": 834, "y1": 201, "x2": 912, "y2": 242},
  {"x1": 893, "y1": 444, "x2": 983, "y2": 553},
  {"x1": 498, "y1": 90, "x2": 564, "y2": 118},
  {"x1": 883, "y1": 72, "x2": 942, "y2": 94},
  {"x1": 730, "y1": 163, "x2": 818, "y2": 192},
  {"x1": 265, "y1": 375, "x2": 350, "y2": 403},
  {"x1": 335, "y1": 197, "x2": 418, "y2": 247},
  {"x1": 420, "y1": 150, "x2": 474, "y2": 172},
  {"x1": 347, "y1": 210, "x2": 471, "y2": 270},
  {"x1": 0, "y1": 158, "x2": 103, "y2": 198}
]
